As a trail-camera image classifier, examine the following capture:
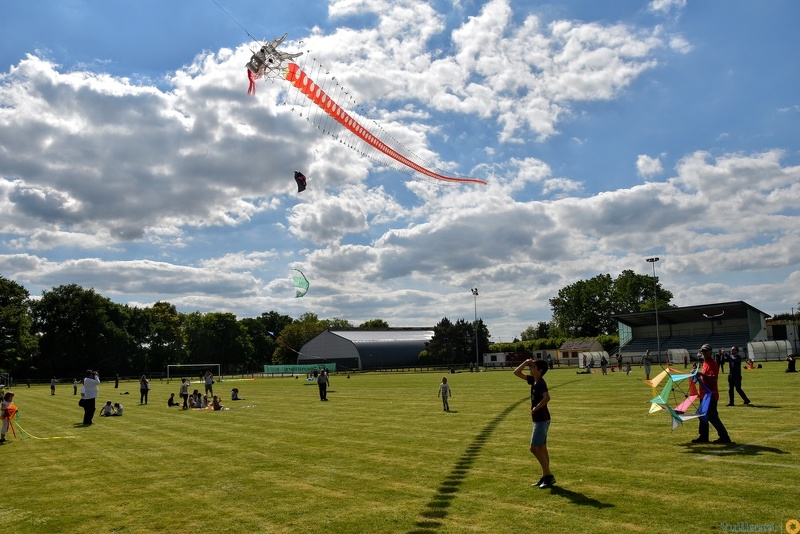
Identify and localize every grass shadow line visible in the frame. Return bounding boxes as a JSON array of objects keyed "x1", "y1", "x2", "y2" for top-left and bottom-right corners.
[
  {"x1": 409, "y1": 396, "x2": 529, "y2": 533},
  {"x1": 548, "y1": 486, "x2": 615, "y2": 509}
]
